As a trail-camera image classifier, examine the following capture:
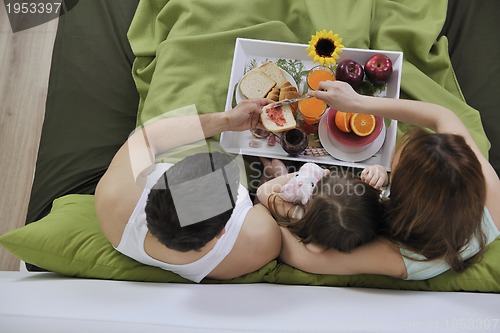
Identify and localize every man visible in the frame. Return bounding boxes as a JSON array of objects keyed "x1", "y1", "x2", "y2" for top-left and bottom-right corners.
[{"x1": 95, "y1": 99, "x2": 281, "y2": 282}]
